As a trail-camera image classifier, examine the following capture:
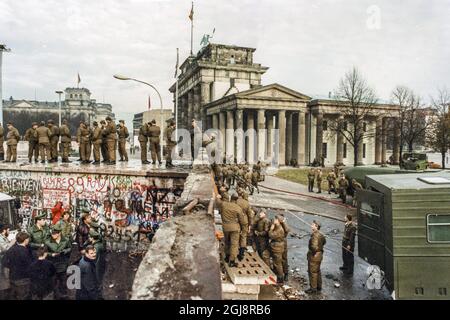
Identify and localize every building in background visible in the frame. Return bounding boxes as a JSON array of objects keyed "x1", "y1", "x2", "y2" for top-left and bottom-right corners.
[{"x1": 2, "y1": 87, "x2": 115, "y2": 134}]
